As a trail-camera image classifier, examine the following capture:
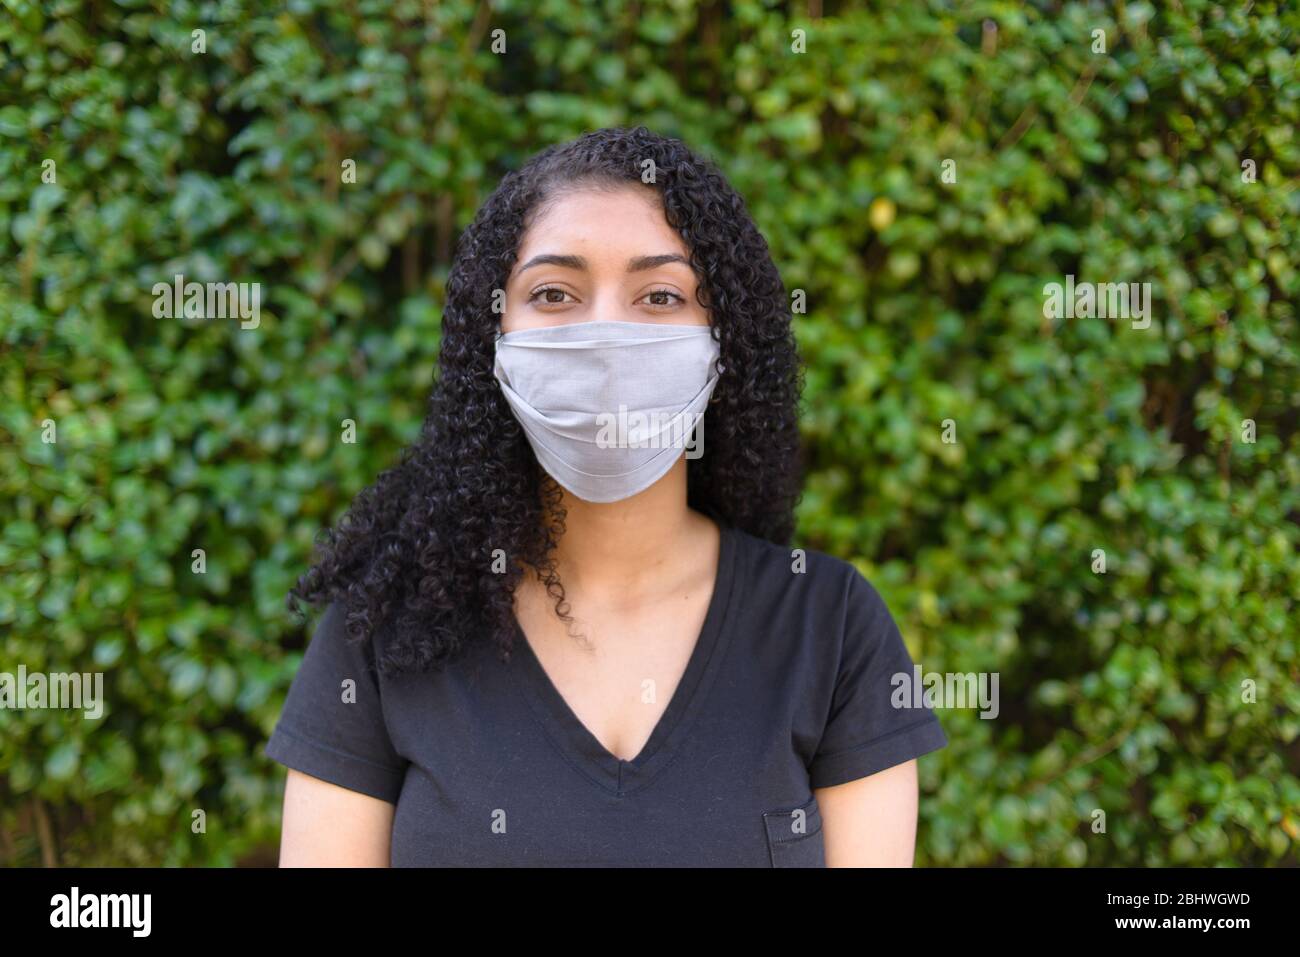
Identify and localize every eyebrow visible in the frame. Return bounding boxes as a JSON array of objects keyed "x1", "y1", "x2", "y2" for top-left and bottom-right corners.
[{"x1": 514, "y1": 253, "x2": 690, "y2": 276}]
